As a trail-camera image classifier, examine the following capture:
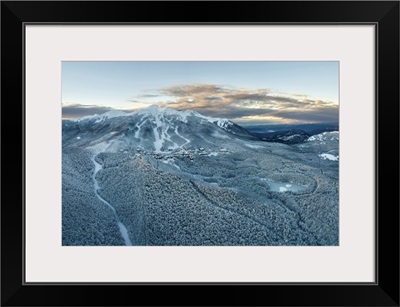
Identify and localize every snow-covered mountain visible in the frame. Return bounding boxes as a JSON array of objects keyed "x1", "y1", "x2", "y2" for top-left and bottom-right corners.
[
  {"x1": 62, "y1": 106, "x2": 339, "y2": 246},
  {"x1": 73, "y1": 110, "x2": 130, "y2": 123},
  {"x1": 62, "y1": 105, "x2": 257, "y2": 153},
  {"x1": 307, "y1": 131, "x2": 339, "y2": 143},
  {"x1": 297, "y1": 131, "x2": 339, "y2": 162}
]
